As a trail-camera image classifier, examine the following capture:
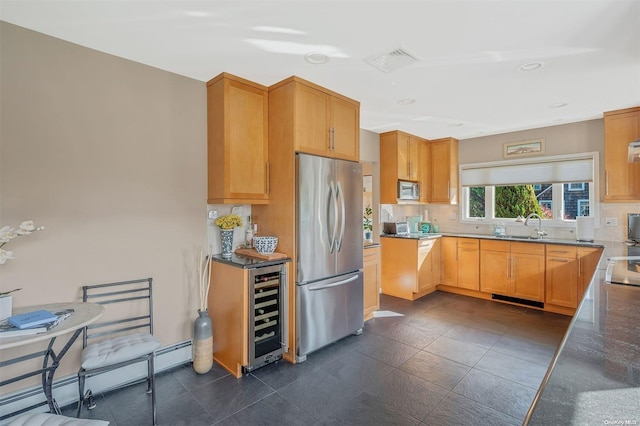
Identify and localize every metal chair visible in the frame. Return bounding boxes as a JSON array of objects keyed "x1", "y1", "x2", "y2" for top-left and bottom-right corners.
[{"x1": 76, "y1": 278, "x2": 160, "y2": 425}]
